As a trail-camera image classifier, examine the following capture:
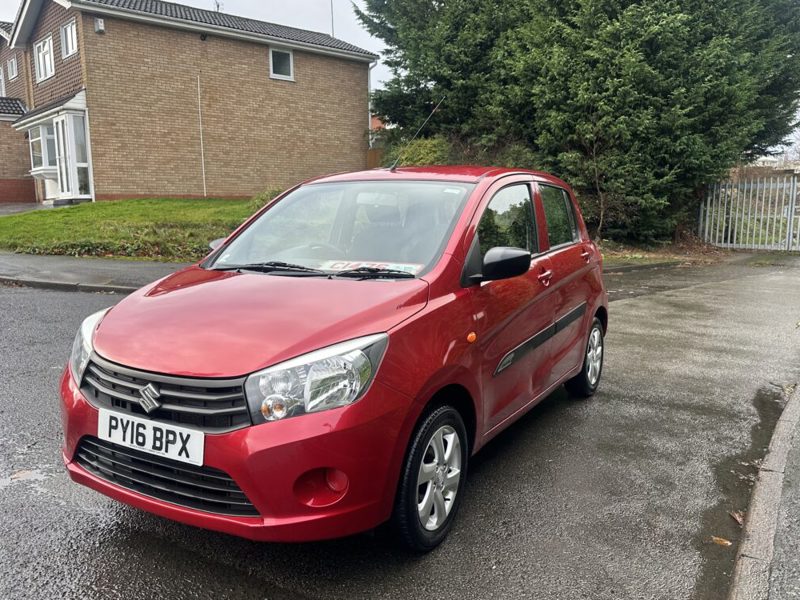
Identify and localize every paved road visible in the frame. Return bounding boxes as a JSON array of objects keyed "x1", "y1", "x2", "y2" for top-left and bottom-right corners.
[
  {"x1": 1, "y1": 258, "x2": 799, "y2": 600},
  {"x1": 0, "y1": 251, "x2": 186, "y2": 290}
]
